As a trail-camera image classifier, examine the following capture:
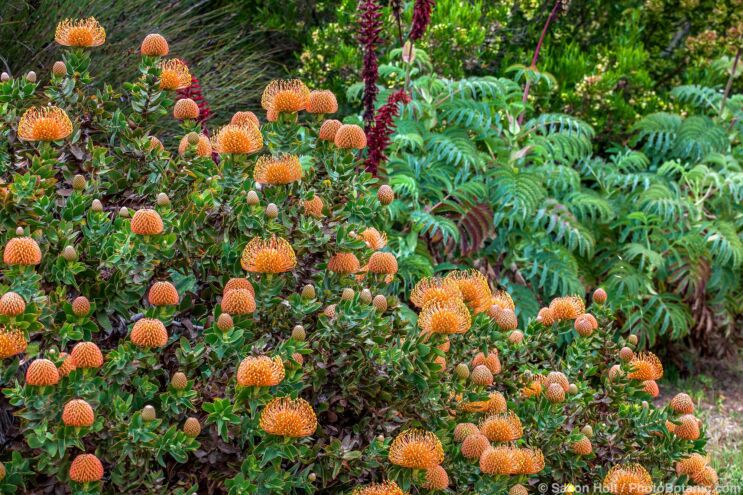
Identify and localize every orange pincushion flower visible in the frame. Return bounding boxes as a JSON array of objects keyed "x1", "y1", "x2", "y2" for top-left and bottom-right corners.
[
  {"x1": 159, "y1": 59, "x2": 191, "y2": 90},
  {"x1": 461, "y1": 433, "x2": 490, "y2": 459},
  {"x1": 536, "y1": 307, "x2": 555, "y2": 325},
  {"x1": 546, "y1": 371, "x2": 570, "y2": 392},
  {"x1": 328, "y1": 252, "x2": 360, "y2": 274},
  {"x1": 173, "y1": 98, "x2": 199, "y2": 120},
  {"x1": 627, "y1": 352, "x2": 663, "y2": 381},
  {"x1": 694, "y1": 466, "x2": 718, "y2": 487},
  {"x1": 675, "y1": 414, "x2": 701, "y2": 440},
  {"x1": 72, "y1": 296, "x2": 91, "y2": 316},
  {"x1": 259, "y1": 396, "x2": 317, "y2": 437},
  {"x1": 221, "y1": 288, "x2": 256, "y2": 315},
  {"x1": 319, "y1": 119, "x2": 342, "y2": 141},
  {"x1": 422, "y1": 465, "x2": 449, "y2": 490},
  {"x1": 130, "y1": 209, "x2": 164, "y2": 235},
  {"x1": 149, "y1": 136, "x2": 164, "y2": 151},
  {"x1": 261, "y1": 79, "x2": 310, "y2": 113},
  {"x1": 241, "y1": 236, "x2": 296, "y2": 273},
  {"x1": 388, "y1": 429, "x2": 444, "y2": 469},
  {"x1": 25, "y1": 359, "x2": 60, "y2": 386},
  {"x1": 642, "y1": 380, "x2": 659, "y2": 397},
  {"x1": 512, "y1": 448, "x2": 545, "y2": 475},
  {"x1": 521, "y1": 380, "x2": 543, "y2": 398},
  {"x1": 4, "y1": 236, "x2": 42, "y2": 266},
  {"x1": 545, "y1": 383, "x2": 566, "y2": 403},
  {"x1": 572, "y1": 436, "x2": 593, "y2": 455},
  {"x1": 303, "y1": 195, "x2": 324, "y2": 218},
  {"x1": 224, "y1": 278, "x2": 255, "y2": 296},
  {"x1": 410, "y1": 277, "x2": 461, "y2": 308},
  {"x1": 254, "y1": 154, "x2": 303, "y2": 185},
  {"x1": 140, "y1": 33, "x2": 169, "y2": 56},
  {"x1": 360, "y1": 227, "x2": 388, "y2": 250},
  {"x1": 352, "y1": 481, "x2": 406, "y2": 495},
  {"x1": 18, "y1": 106, "x2": 73, "y2": 142},
  {"x1": 183, "y1": 417, "x2": 201, "y2": 437},
  {"x1": 470, "y1": 365, "x2": 494, "y2": 386},
  {"x1": 237, "y1": 356, "x2": 285, "y2": 387},
  {"x1": 62, "y1": 399, "x2": 94, "y2": 427},
  {"x1": 489, "y1": 290, "x2": 516, "y2": 313},
  {"x1": 445, "y1": 270, "x2": 492, "y2": 313},
  {"x1": 0, "y1": 292, "x2": 25, "y2": 316},
  {"x1": 603, "y1": 464, "x2": 653, "y2": 495},
  {"x1": 69, "y1": 453, "x2": 104, "y2": 483},
  {"x1": 676, "y1": 453, "x2": 708, "y2": 478},
  {"x1": 217, "y1": 313, "x2": 234, "y2": 331},
  {"x1": 307, "y1": 90, "x2": 338, "y2": 114},
  {"x1": 148, "y1": 281, "x2": 179, "y2": 306},
  {"x1": 367, "y1": 252, "x2": 398, "y2": 275},
  {"x1": 549, "y1": 296, "x2": 585, "y2": 321},
  {"x1": 493, "y1": 308, "x2": 518, "y2": 331},
  {"x1": 71, "y1": 341, "x2": 103, "y2": 368},
  {"x1": 461, "y1": 392, "x2": 507, "y2": 414},
  {"x1": 479, "y1": 411, "x2": 523, "y2": 442},
  {"x1": 55, "y1": 18, "x2": 105, "y2": 47},
  {"x1": 178, "y1": 133, "x2": 212, "y2": 156},
  {"x1": 58, "y1": 352, "x2": 76, "y2": 376},
  {"x1": 418, "y1": 299, "x2": 471, "y2": 335},
  {"x1": 212, "y1": 123, "x2": 263, "y2": 154},
  {"x1": 231, "y1": 111, "x2": 260, "y2": 128},
  {"x1": 472, "y1": 350, "x2": 501, "y2": 375},
  {"x1": 454, "y1": 423, "x2": 480, "y2": 442},
  {"x1": 670, "y1": 393, "x2": 695, "y2": 414},
  {"x1": 334, "y1": 124, "x2": 367, "y2": 149},
  {"x1": 131, "y1": 318, "x2": 168, "y2": 348},
  {"x1": 480, "y1": 446, "x2": 516, "y2": 475}
]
